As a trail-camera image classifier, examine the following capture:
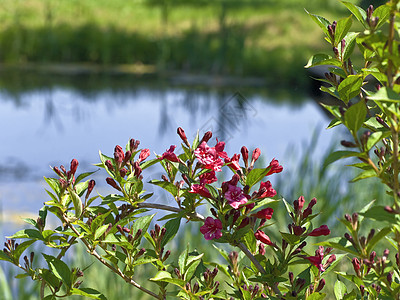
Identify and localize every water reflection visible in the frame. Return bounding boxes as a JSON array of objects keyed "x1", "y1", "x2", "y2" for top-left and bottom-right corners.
[{"x1": 0, "y1": 74, "x2": 334, "y2": 237}]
